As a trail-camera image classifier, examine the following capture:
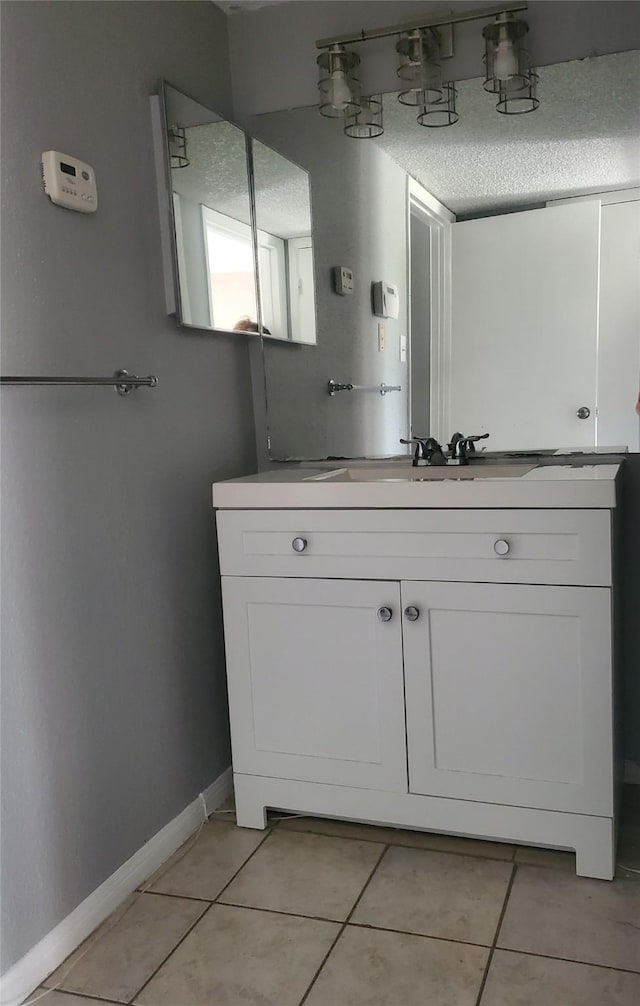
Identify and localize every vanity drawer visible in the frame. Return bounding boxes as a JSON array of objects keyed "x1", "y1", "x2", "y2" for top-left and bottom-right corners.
[{"x1": 216, "y1": 509, "x2": 611, "y2": 587}]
